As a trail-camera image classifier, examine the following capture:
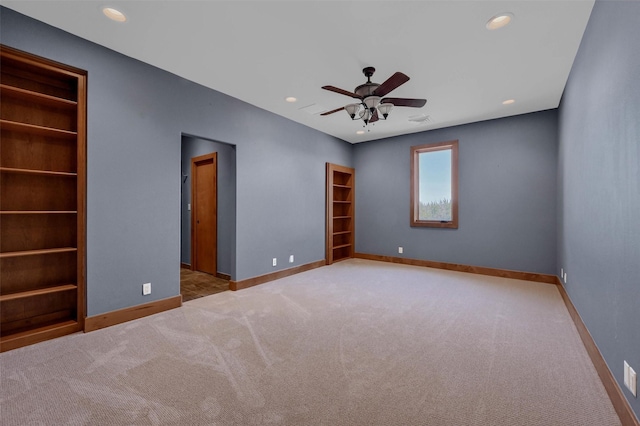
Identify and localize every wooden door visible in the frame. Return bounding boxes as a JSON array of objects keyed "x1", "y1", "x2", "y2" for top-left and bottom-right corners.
[{"x1": 191, "y1": 153, "x2": 217, "y2": 275}]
